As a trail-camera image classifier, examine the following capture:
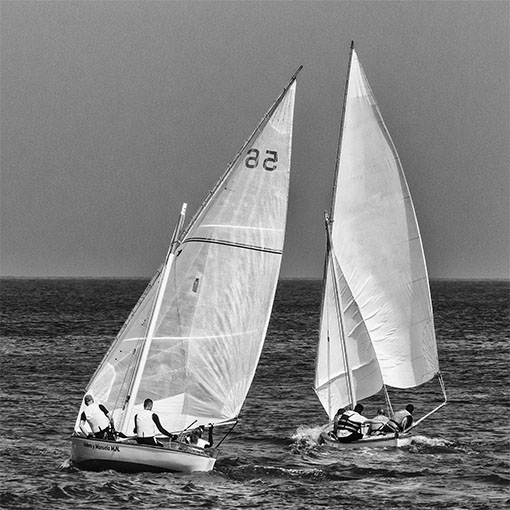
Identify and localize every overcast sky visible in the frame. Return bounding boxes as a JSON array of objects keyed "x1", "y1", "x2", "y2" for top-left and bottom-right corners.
[{"x1": 1, "y1": 0, "x2": 508, "y2": 279}]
